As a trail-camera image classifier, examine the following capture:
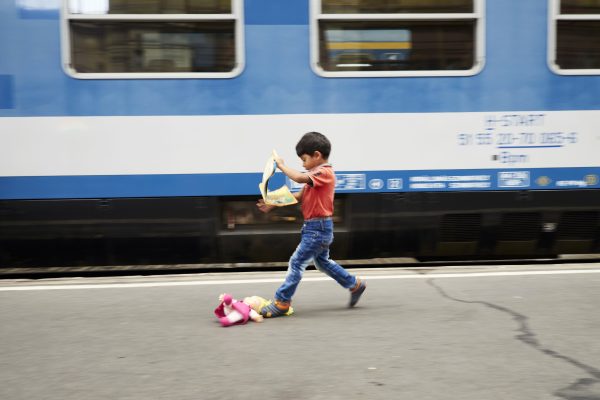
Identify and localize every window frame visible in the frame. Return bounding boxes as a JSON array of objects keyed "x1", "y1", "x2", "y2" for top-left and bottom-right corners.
[
  {"x1": 60, "y1": 0, "x2": 244, "y2": 79},
  {"x1": 548, "y1": 0, "x2": 600, "y2": 75},
  {"x1": 309, "y1": 0, "x2": 486, "y2": 78}
]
